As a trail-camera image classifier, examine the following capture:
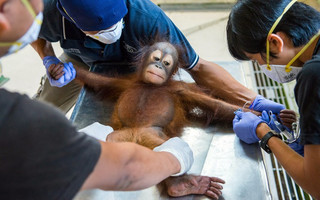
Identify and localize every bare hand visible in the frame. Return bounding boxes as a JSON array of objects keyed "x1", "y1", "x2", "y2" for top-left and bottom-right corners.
[
  {"x1": 48, "y1": 63, "x2": 64, "y2": 80},
  {"x1": 279, "y1": 109, "x2": 297, "y2": 130}
]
